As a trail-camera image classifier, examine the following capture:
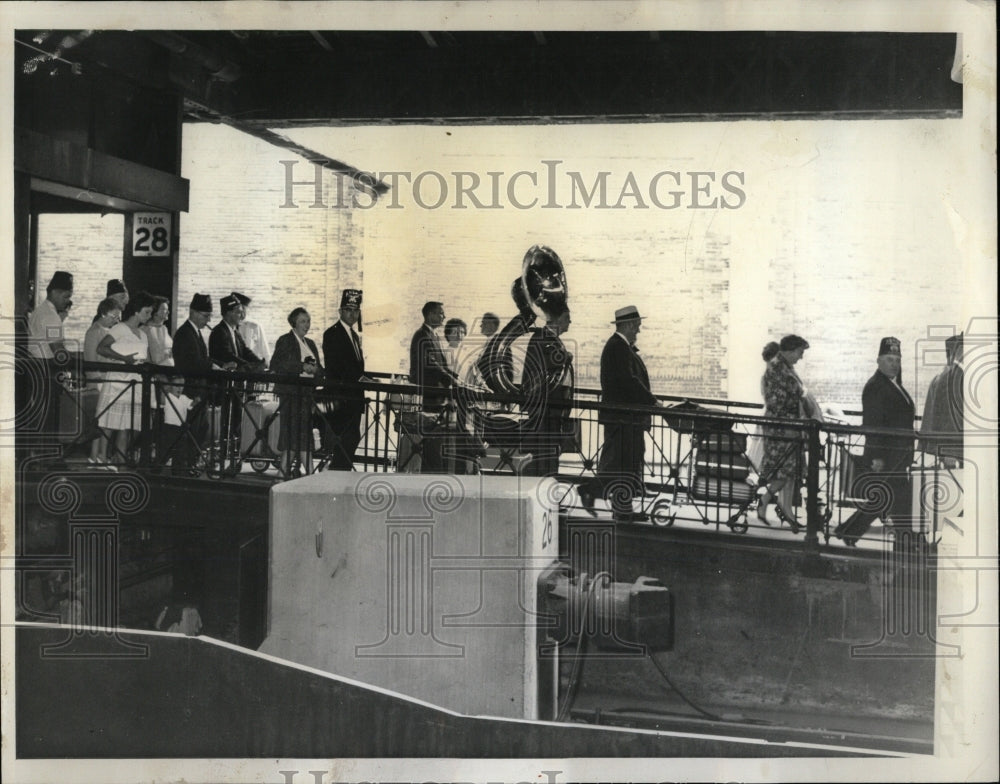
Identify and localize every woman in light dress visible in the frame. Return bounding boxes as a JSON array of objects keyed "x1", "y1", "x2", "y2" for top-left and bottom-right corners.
[
  {"x1": 95, "y1": 291, "x2": 155, "y2": 467},
  {"x1": 83, "y1": 297, "x2": 122, "y2": 468},
  {"x1": 142, "y1": 295, "x2": 181, "y2": 467}
]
